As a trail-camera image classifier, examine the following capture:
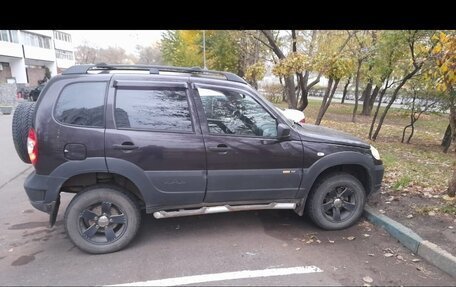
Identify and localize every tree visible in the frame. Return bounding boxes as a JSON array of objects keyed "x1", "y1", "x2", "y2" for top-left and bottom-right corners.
[
  {"x1": 371, "y1": 30, "x2": 437, "y2": 141},
  {"x1": 426, "y1": 31, "x2": 456, "y2": 197},
  {"x1": 401, "y1": 79, "x2": 440, "y2": 144},
  {"x1": 261, "y1": 30, "x2": 298, "y2": 109},
  {"x1": 75, "y1": 43, "x2": 98, "y2": 64},
  {"x1": 315, "y1": 55, "x2": 353, "y2": 125},
  {"x1": 161, "y1": 30, "x2": 241, "y2": 73},
  {"x1": 136, "y1": 44, "x2": 163, "y2": 65},
  {"x1": 368, "y1": 31, "x2": 408, "y2": 139}
]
